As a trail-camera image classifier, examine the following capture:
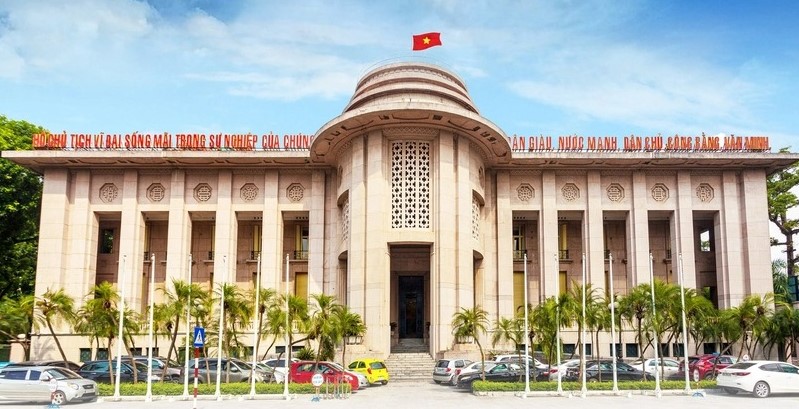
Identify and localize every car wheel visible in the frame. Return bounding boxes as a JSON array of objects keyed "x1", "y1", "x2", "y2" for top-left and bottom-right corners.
[
  {"x1": 753, "y1": 381, "x2": 770, "y2": 398},
  {"x1": 587, "y1": 377, "x2": 599, "y2": 383},
  {"x1": 433, "y1": 380, "x2": 441, "y2": 384},
  {"x1": 724, "y1": 388, "x2": 739, "y2": 395},
  {"x1": 381, "y1": 381, "x2": 388, "y2": 385},
  {"x1": 692, "y1": 369, "x2": 701, "y2": 382},
  {"x1": 51, "y1": 390, "x2": 67, "y2": 405}
]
